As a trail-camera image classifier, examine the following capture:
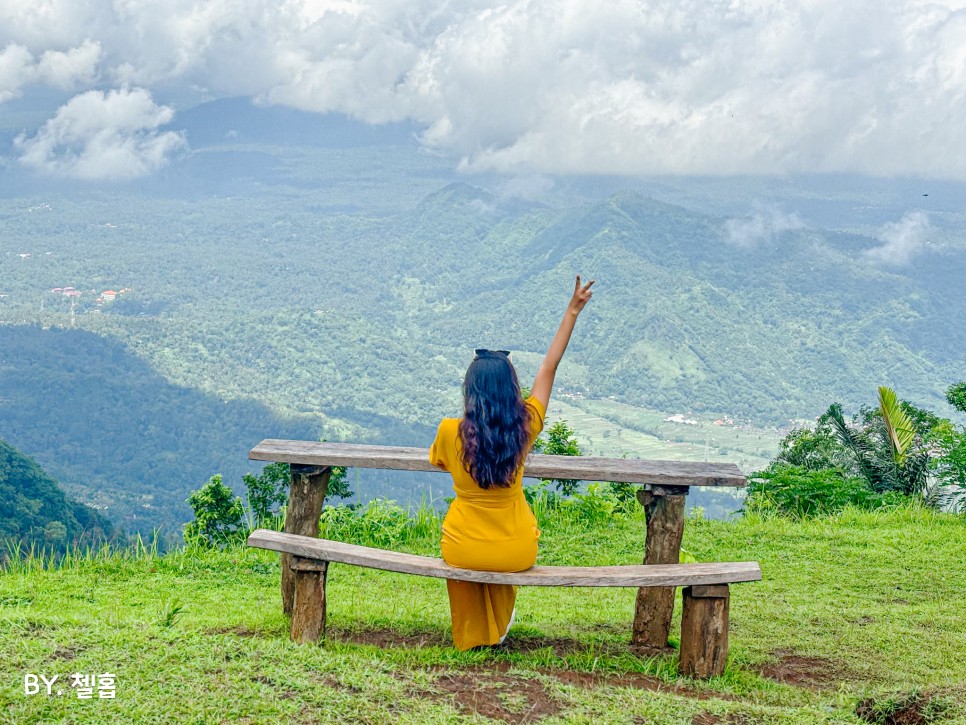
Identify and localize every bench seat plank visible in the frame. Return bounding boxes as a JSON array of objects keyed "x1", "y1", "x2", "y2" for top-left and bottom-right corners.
[
  {"x1": 248, "y1": 530, "x2": 762, "y2": 587},
  {"x1": 249, "y1": 440, "x2": 747, "y2": 487}
]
